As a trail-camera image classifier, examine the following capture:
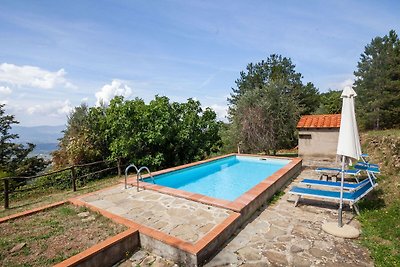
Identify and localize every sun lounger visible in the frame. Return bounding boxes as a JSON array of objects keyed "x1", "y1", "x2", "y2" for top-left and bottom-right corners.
[
  {"x1": 354, "y1": 164, "x2": 380, "y2": 173},
  {"x1": 300, "y1": 177, "x2": 370, "y2": 192},
  {"x1": 356, "y1": 161, "x2": 379, "y2": 168},
  {"x1": 289, "y1": 179, "x2": 376, "y2": 214},
  {"x1": 315, "y1": 167, "x2": 360, "y2": 182}
]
